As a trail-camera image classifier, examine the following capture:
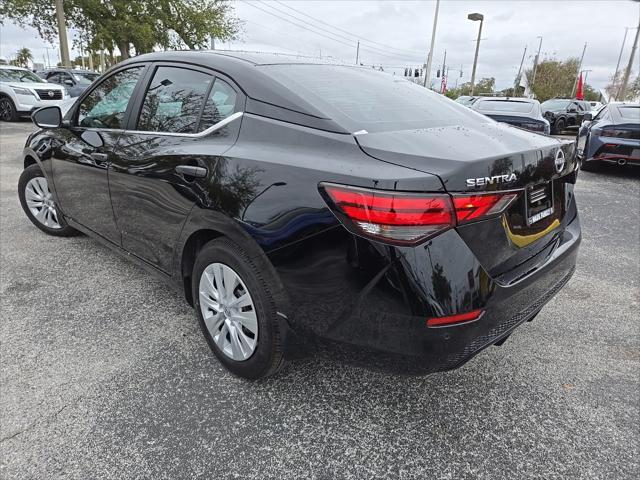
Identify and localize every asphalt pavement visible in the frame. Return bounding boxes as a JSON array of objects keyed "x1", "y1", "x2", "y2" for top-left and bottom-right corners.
[{"x1": 1, "y1": 121, "x2": 638, "y2": 479}]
